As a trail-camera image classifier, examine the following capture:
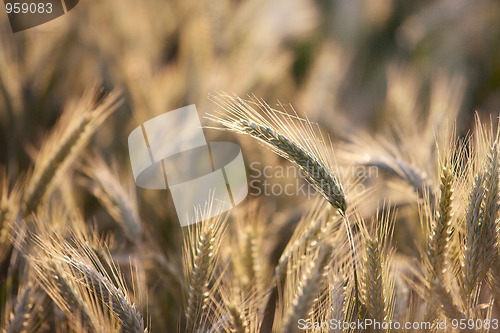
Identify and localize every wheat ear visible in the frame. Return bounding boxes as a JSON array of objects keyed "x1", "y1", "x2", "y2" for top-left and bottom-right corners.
[
  {"x1": 275, "y1": 213, "x2": 335, "y2": 282},
  {"x1": 362, "y1": 235, "x2": 386, "y2": 325},
  {"x1": 329, "y1": 274, "x2": 345, "y2": 333},
  {"x1": 34, "y1": 256, "x2": 146, "y2": 333},
  {"x1": 185, "y1": 220, "x2": 224, "y2": 332},
  {"x1": 238, "y1": 120, "x2": 362, "y2": 310},
  {"x1": 359, "y1": 154, "x2": 435, "y2": 203},
  {"x1": 211, "y1": 95, "x2": 363, "y2": 322},
  {"x1": 66, "y1": 257, "x2": 146, "y2": 333},
  {"x1": 428, "y1": 165, "x2": 454, "y2": 281},
  {"x1": 431, "y1": 279, "x2": 462, "y2": 320},
  {"x1": 81, "y1": 155, "x2": 143, "y2": 244},
  {"x1": 0, "y1": 179, "x2": 19, "y2": 262},
  {"x1": 282, "y1": 244, "x2": 332, "y2": 333},
  {"x1": 35, "y1": 259, "x2": 97, "y2": 330},
  {"x1": 4, "y1": 286, "x2": 33, "y2": 333},
  {"x1": 478, "y1": 143, "x2": 500, "y2": 278},
  {"x1": 462, "y1": 172, "x2": 485, "y2": 295},
  {"x1": 227, "y1": 303, "x2": 249, "y2": 333},
  {"x1": 239, "y1": 226, "x2": 260, "y2": 291},
  {"x1": 22, "y1": 87, "x2": 121, "y2": 215},
  {"x1": 240, "y1": 119, "x2": 346, "y2": 213}
]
